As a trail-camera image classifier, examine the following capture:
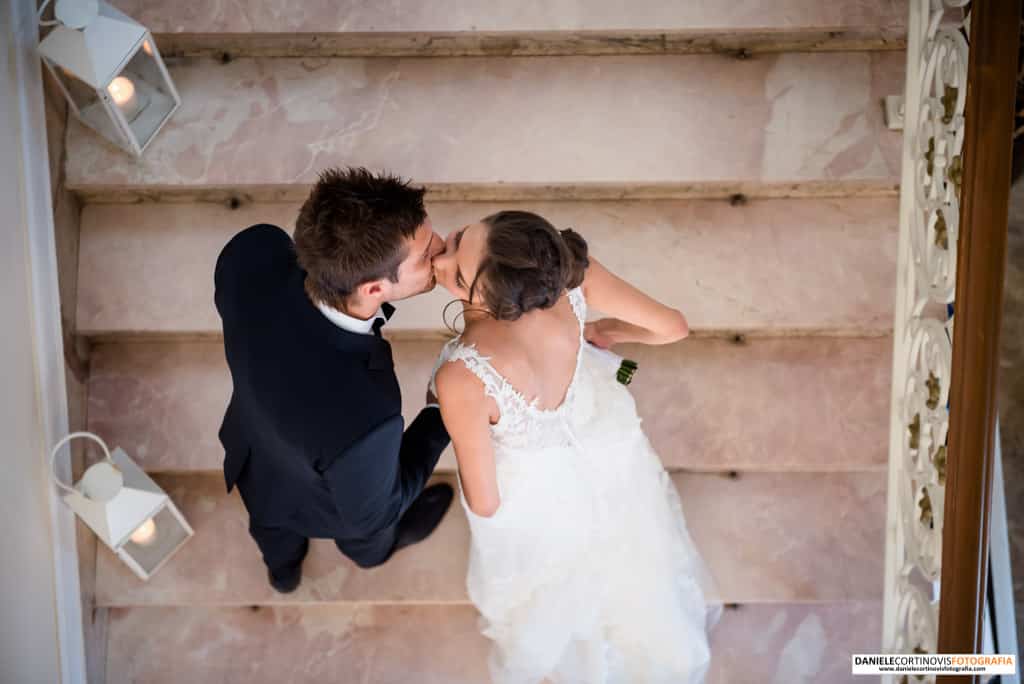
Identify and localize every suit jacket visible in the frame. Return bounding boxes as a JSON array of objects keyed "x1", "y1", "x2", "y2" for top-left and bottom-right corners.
[{"x1": 213, "y1": 223, "x2": 450, "y2": 537}]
